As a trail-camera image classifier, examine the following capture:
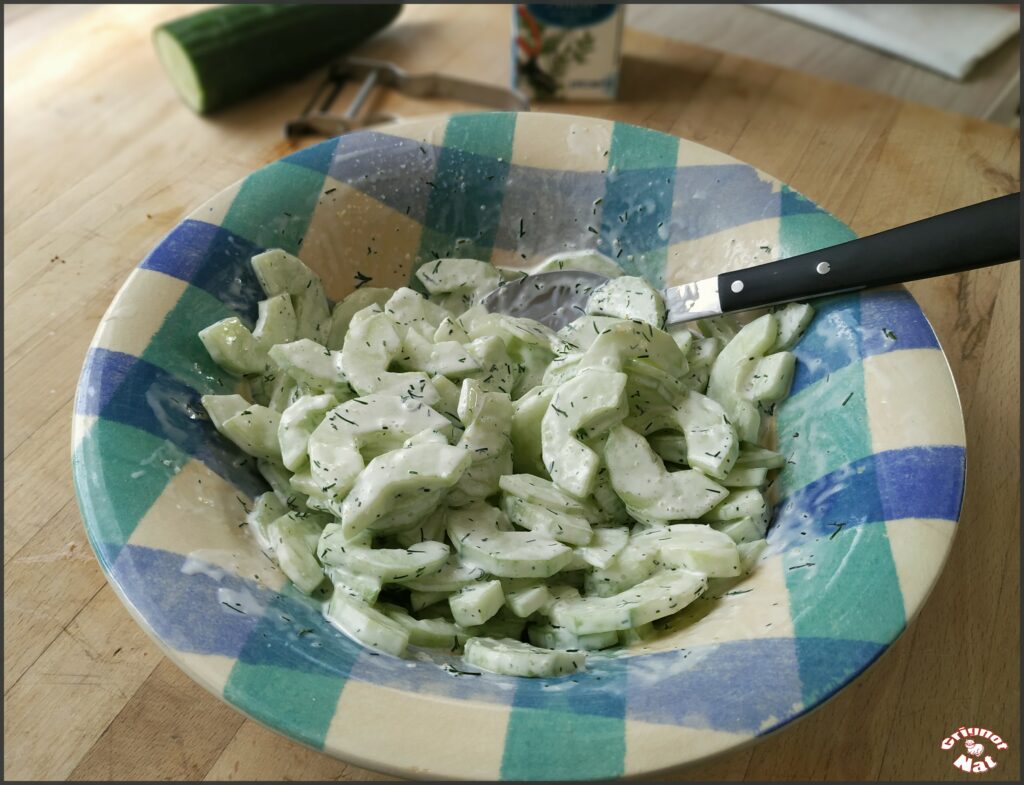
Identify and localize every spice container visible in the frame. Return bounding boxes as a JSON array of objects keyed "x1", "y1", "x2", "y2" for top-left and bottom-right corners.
[{"x1": 512, "y1": 4, "x2": 625, "y2": 101}]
